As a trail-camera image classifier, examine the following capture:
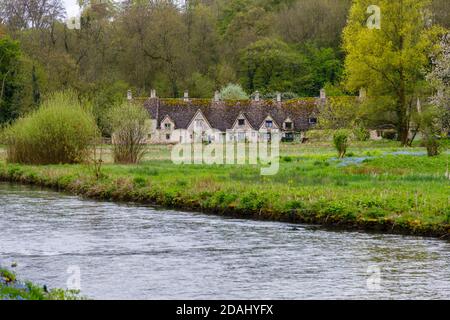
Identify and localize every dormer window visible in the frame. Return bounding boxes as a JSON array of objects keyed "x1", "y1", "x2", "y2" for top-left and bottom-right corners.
[
  {"x1": 165, "y1": 123, "x2": 171, "y2": 129},
  {"x1": 265, "y1": 120, "x2": 273, "y2": 128},
  {"x1": 309, "y1": 118, "x2": 317, "y2": 125},
  {"x1": 238, "y1": 119, "x2": 245, "y2": 126},
  {"x1": 285, "y1": 122, "x2": 292, "y2": 130}
]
